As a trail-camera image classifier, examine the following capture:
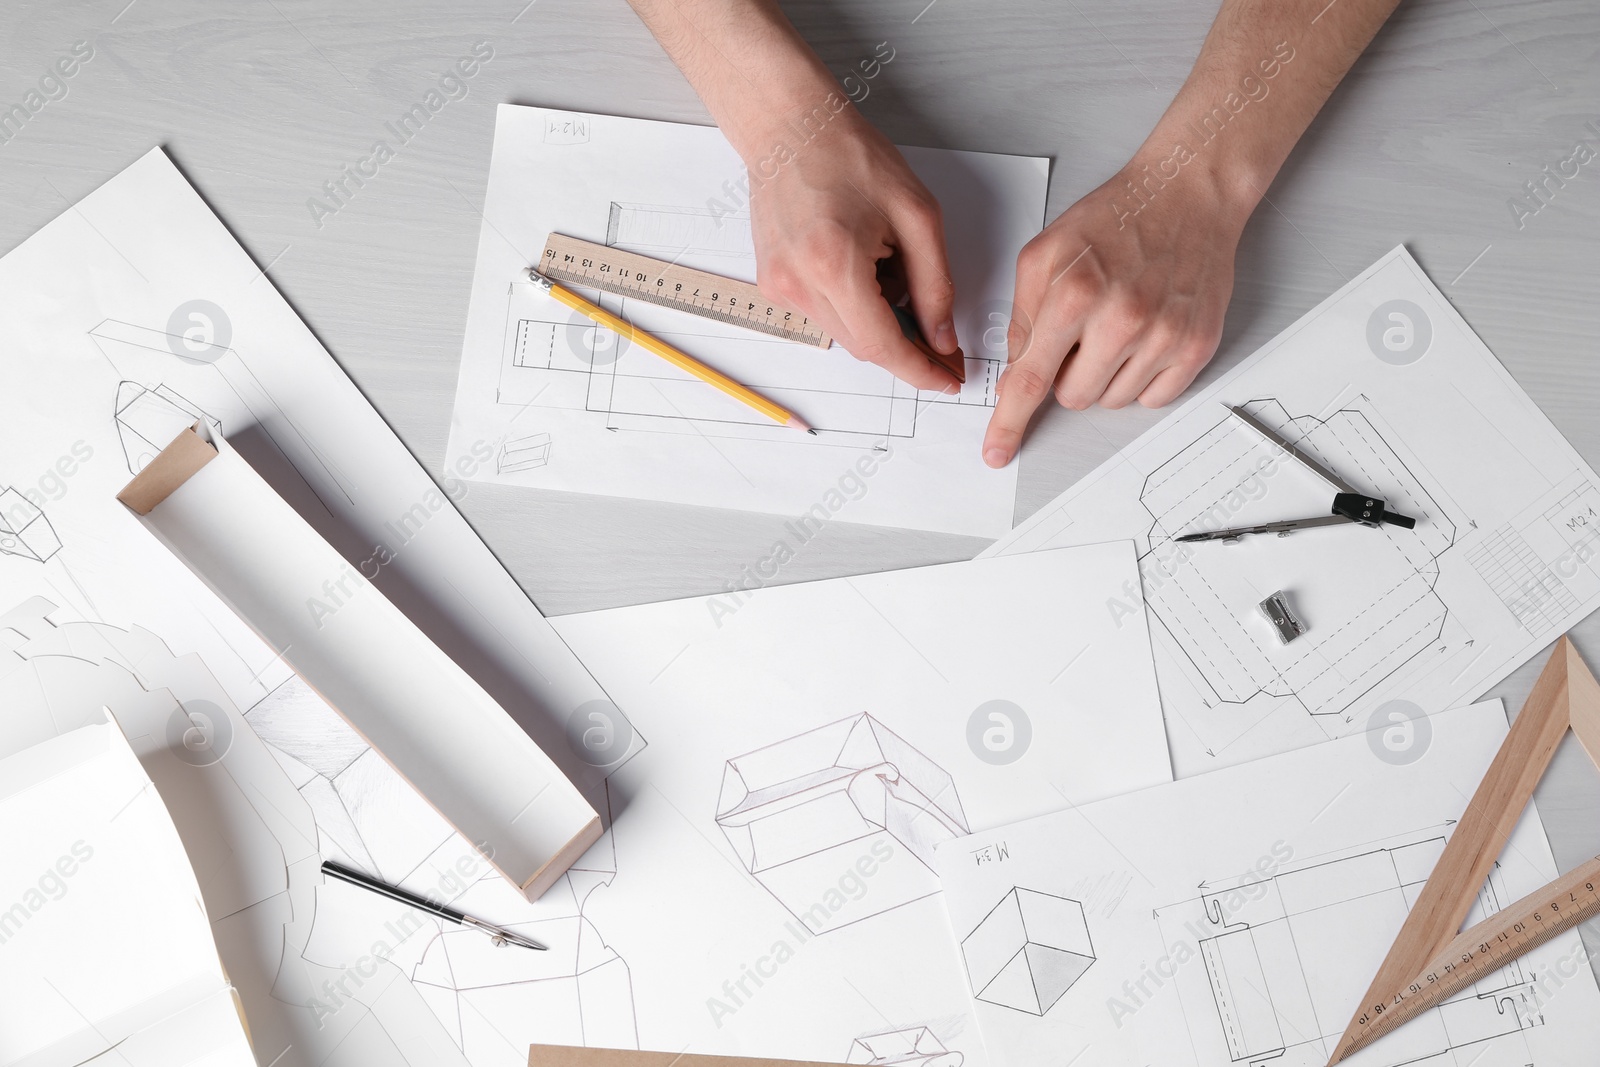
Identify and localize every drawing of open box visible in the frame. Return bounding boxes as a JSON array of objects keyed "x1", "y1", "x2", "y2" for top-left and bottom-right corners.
[{"x1": 715, "y1": 713, "x2": 969, "y2": 934}]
